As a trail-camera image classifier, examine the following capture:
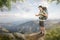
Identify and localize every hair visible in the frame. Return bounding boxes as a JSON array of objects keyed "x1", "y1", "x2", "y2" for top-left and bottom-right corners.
[
  {"x1": 38, "y1": 5, "x2": 47, "y2": 11},
  {"x1": 38, "y1": 5, "x2": 42, "y2": 8}
]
